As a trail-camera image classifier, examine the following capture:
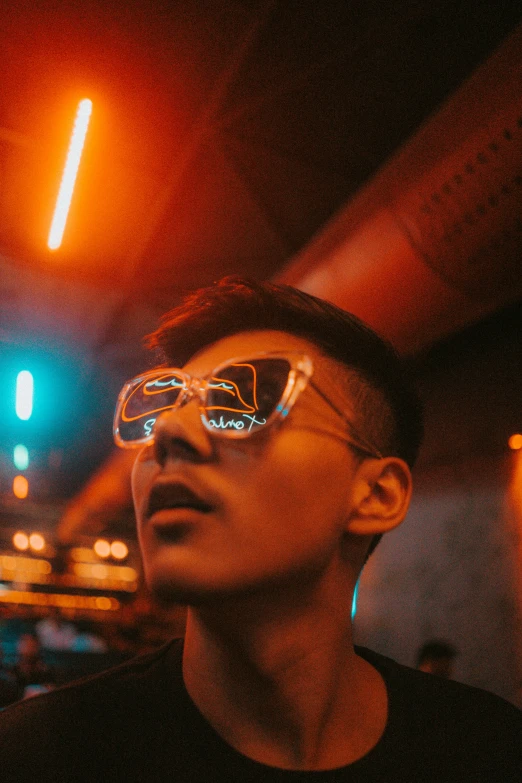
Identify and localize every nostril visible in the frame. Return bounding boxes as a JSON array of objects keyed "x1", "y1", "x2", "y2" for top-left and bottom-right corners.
[
  {"x1": 151, "y1": 398, "x2": 213, "y2": 463},
  {"x1": 154, "y1": 433, "x2": 203, "y2": 465}
]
